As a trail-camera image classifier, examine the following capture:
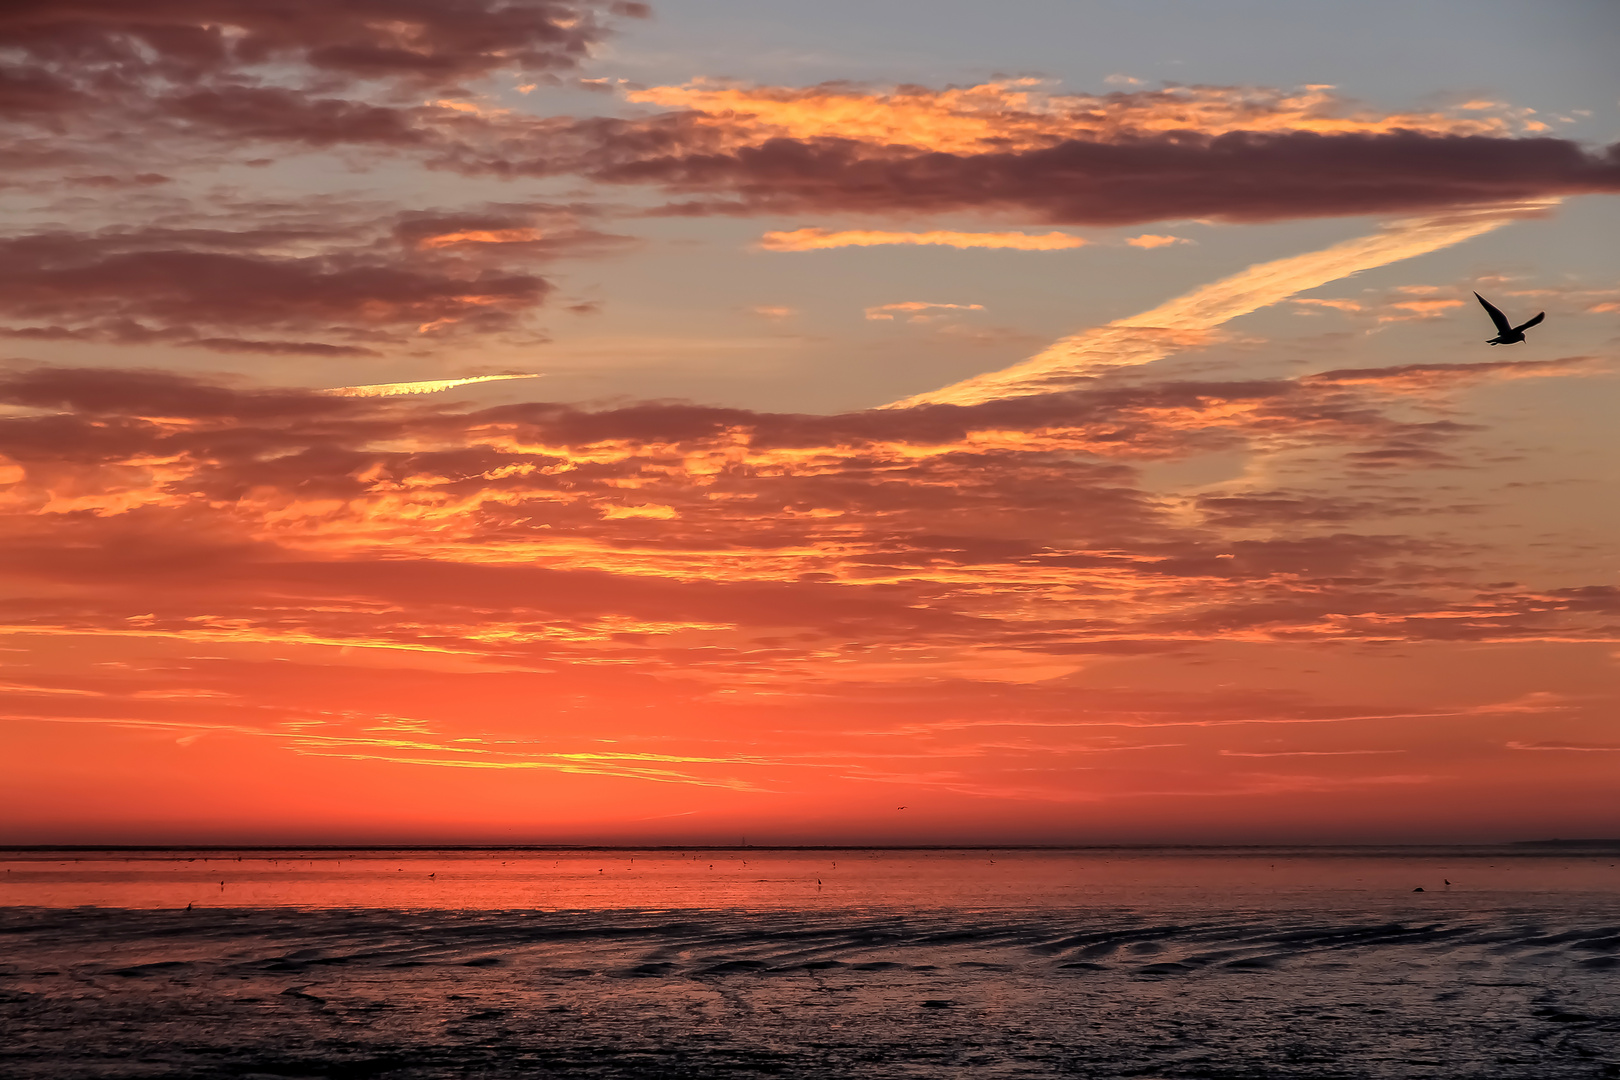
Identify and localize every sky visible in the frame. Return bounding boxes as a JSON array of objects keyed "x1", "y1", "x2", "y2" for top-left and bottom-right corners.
[{"x1": 1, "y1": 0, "x2": 1617, "y2": 845}]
